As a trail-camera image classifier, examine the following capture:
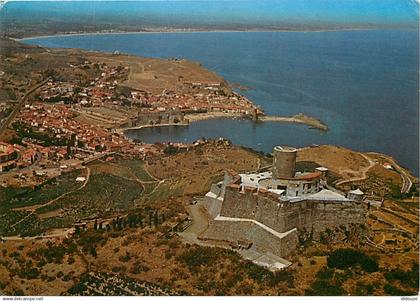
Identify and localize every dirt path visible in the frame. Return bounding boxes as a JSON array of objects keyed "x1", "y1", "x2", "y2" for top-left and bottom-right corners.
[
  {"x1": 1, "y1": 228, "x2": 74, "y2": 241},
  {"x1": 144, "y1": 179, "x2": 165, "y2": 196},
  {"x1": 336, "y1": 151, "x2": 413, "y2": 194},
  {"x1": 369, "y1": 153, "x2": 413, "y2": 194},
  {"x1": 143, "y1": 164, "x2": 161, "y2": 182},
  {"x1": 10, "y1": 167, "x2": 91, "y2": 228},
  {"x1": 184, "y1": 204, "x2": 210, "y2": 236},
  {"x1": 378, "y1": 233, "x2": 386, "y2": 245},
  {"x1": 177, "y1": 203, "x2": 211, "y2": 245},
  {"x1": 335, "y1": 153, "x2": 376, "y2": 186}
]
